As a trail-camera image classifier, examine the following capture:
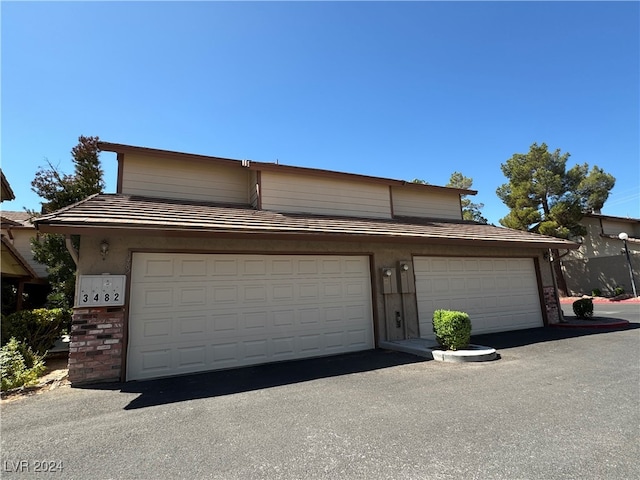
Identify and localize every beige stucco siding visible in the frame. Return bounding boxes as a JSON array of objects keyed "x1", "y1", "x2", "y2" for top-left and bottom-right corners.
[
  {"x1": 391, "y1": 187, "x2": 462, "y2": 220},
  {"x1": 121, "y1": 153, "x2": 250, "y2": 204},
  {"x1": 260, "y1": 171, "x2": 392, "y2": 218}
]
